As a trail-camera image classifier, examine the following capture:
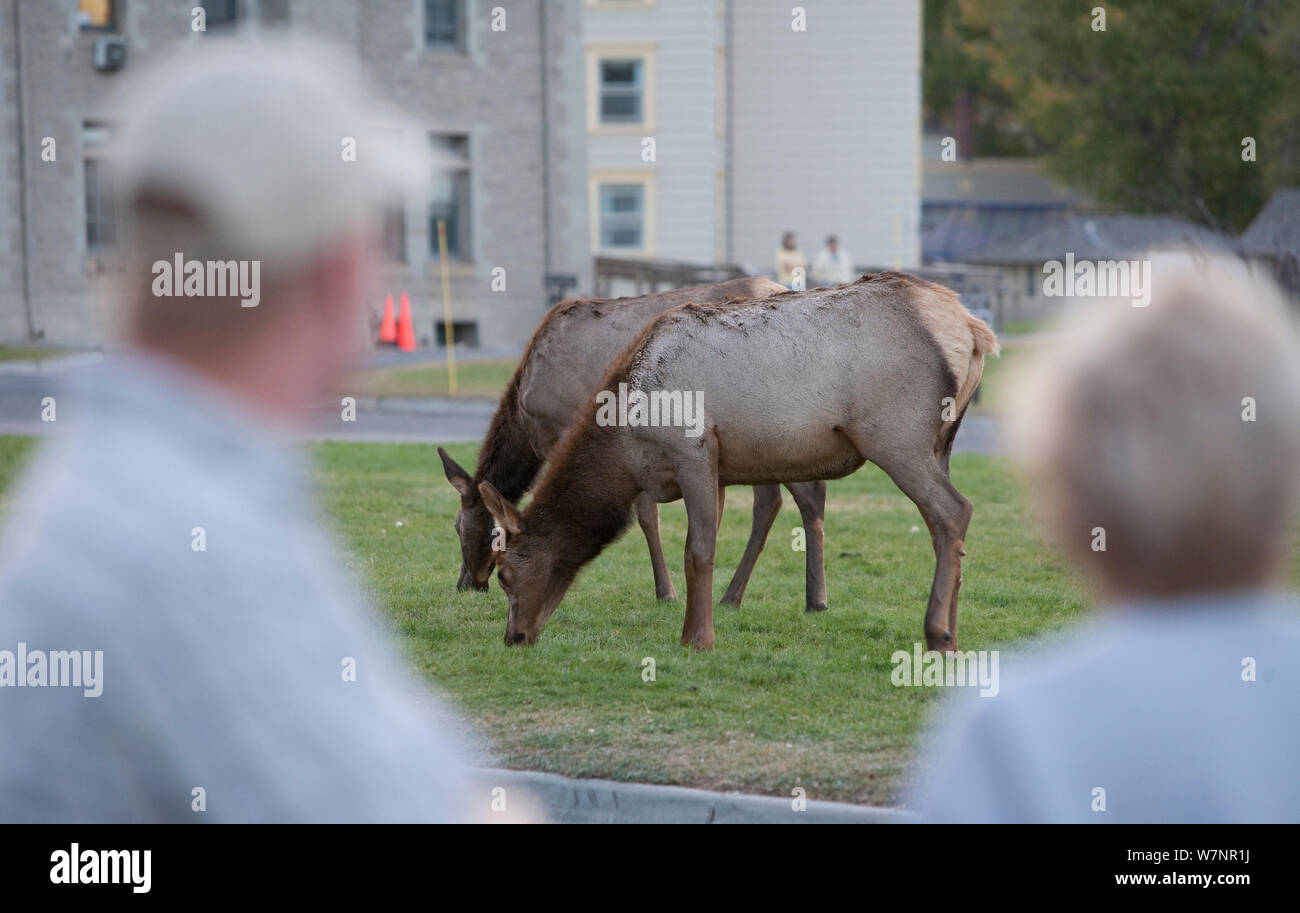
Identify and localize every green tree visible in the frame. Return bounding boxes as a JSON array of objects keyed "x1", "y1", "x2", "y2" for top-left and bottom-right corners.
[
  {"x1": 923, "y1": 0, "x2": 1030, "y2": 157},
  {"x1": 955, "y1": 0, "x2": 1300, "y2": 231}
]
